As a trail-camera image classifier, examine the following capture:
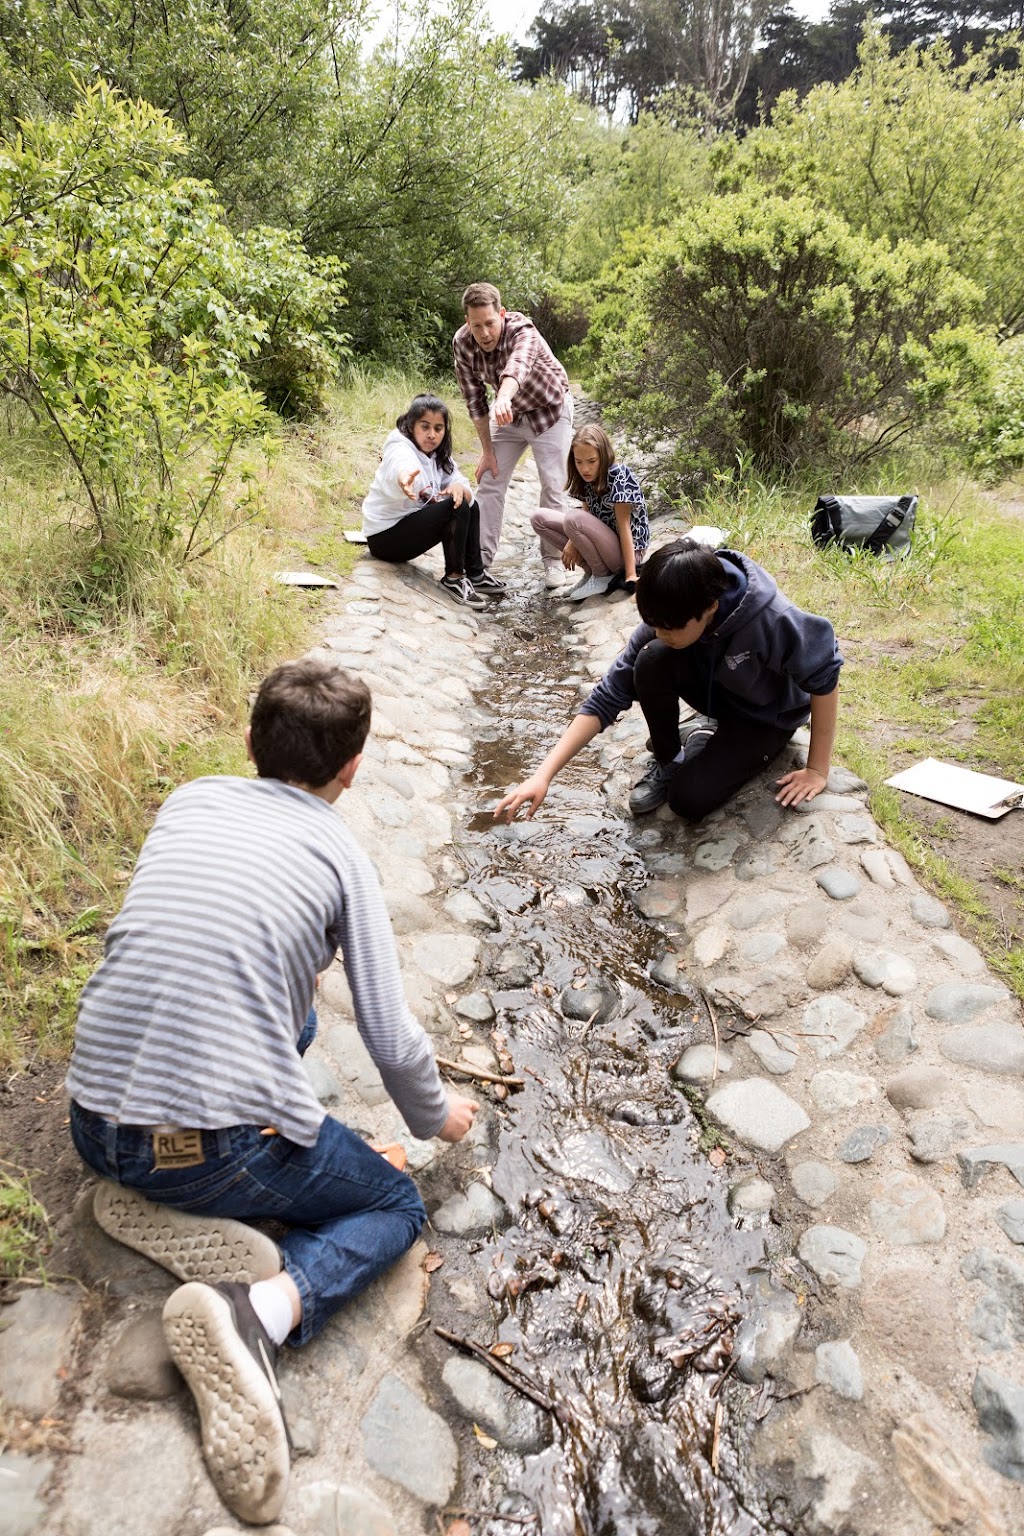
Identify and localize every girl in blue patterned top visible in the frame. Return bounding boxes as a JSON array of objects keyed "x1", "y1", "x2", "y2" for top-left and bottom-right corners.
[{"x1": 532, "y1": 424, "x2": 650, "y2": 601}]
